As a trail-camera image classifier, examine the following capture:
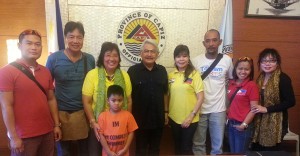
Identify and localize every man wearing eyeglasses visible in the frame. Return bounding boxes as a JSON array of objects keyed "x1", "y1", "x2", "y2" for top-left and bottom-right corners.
[
  {"x1": 0, "y1": 29, "x2": 62, "y2": 156},
  {"x1": 128, "y1": 39, "x2": 168, "y2": 156},
  {"x1": 192, "y1": 29, "x2": 233, "y2": 155},
  {"x1": 46, "y1": 21, "x2": 95, "y2": 156}
]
